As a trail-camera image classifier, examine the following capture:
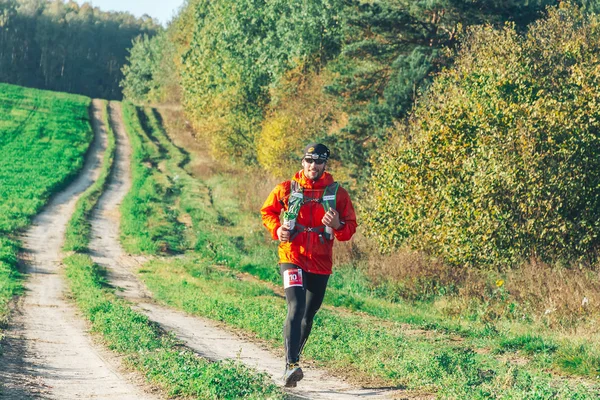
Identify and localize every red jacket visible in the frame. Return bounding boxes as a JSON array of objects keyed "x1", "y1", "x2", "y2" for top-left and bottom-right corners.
[{"x1": 261, "y1": 170, "x2": 357, "y2": 275}]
